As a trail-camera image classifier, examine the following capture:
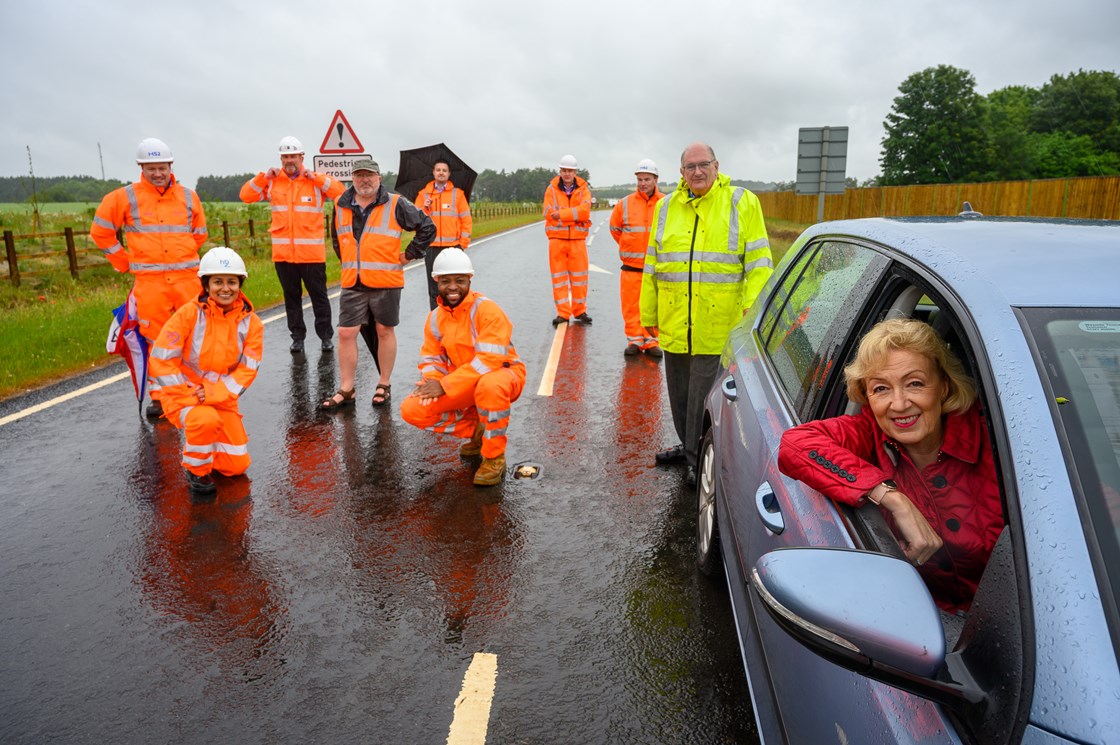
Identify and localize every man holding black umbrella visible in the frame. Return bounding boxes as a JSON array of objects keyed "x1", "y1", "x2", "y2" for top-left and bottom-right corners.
[{"x1": 414, "y1": 158, "x2": 473, "y2": 310}]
